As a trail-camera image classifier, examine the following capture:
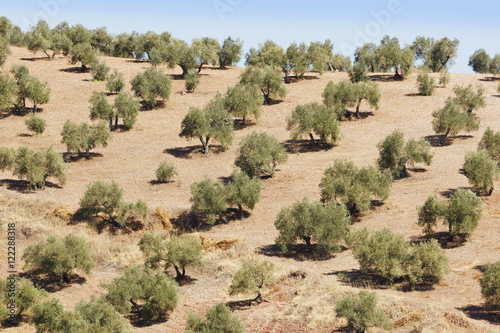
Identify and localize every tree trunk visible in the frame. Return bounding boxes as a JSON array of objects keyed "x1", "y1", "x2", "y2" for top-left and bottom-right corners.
[
  {"x1": 242, "y1": 116, "x2": 247, "y2": 126},
  {"x1": 253, "y1": 293, "x2": 264, "y2": 303},
  {"x1": 356, "y1": 100, "x2": 361, "y2": 119},
  {"x1": 237, "y1": 204, "x2": 244, "y2": 219},
  {"x1": 33, "y1": 101, "x2": 37, "y2": 113},
  {"x1": 441, "y1": 128, "x2": 450, "y2": 145},
  {"x1": 114, "y1": 115, "x2": 119, "y2": 130},
  {"x1": 303, "y1": 236, "x2": 312, "y2": 249},
  {"x1": 43, "y1": 50, "x2": 52, "y2": 60},
  {"x1": 198, "y1": 63, "x2": 204, "y2": 73},
  {"x1": 130, "y1": 299, "x2": 141, "y2": 313},
  {"x1": 109, "y1": 117, "x2": 114, "y2": 131},
  {"x1": 200, "y1": 137, "x2": 210, "y2": 157},
  {"x1": 85, "y1": 148, "x2": 90, "y2": 158},
  {"x1": 174, "y1": 266, "x2": 183, "y2": 279}
]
